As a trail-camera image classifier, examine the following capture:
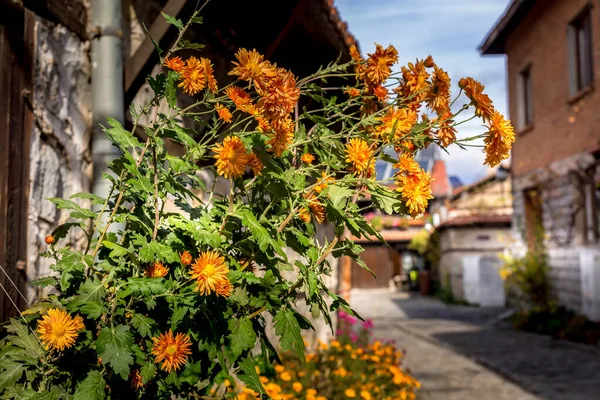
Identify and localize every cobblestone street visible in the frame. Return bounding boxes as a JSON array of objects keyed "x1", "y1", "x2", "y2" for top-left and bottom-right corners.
[{"x1": 349, "y1": 290, "x2": 600, "y2": 400}]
